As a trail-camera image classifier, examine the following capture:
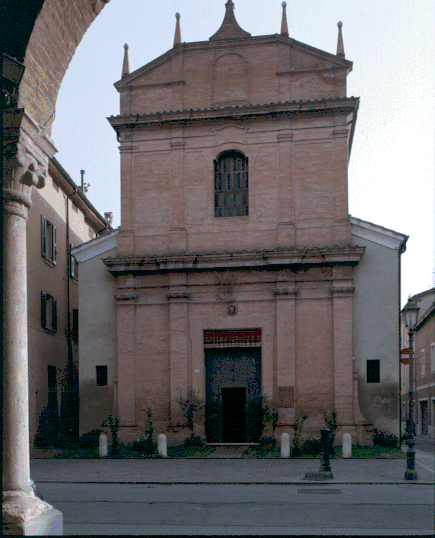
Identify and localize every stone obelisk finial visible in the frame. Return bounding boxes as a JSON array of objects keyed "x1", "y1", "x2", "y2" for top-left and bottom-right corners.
[
  {"x1": 122, "y1": 43, "x2": 130, "y2": 78},
  {"x1": 174, "y1": 12, "x2": 182, "y2": 47},
  {"x1": 336, "y1": 21, "x2": 345, "y2": 58},
  {"x1": 281, "y1": 1, "x2": 289, "y2": 37}
]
